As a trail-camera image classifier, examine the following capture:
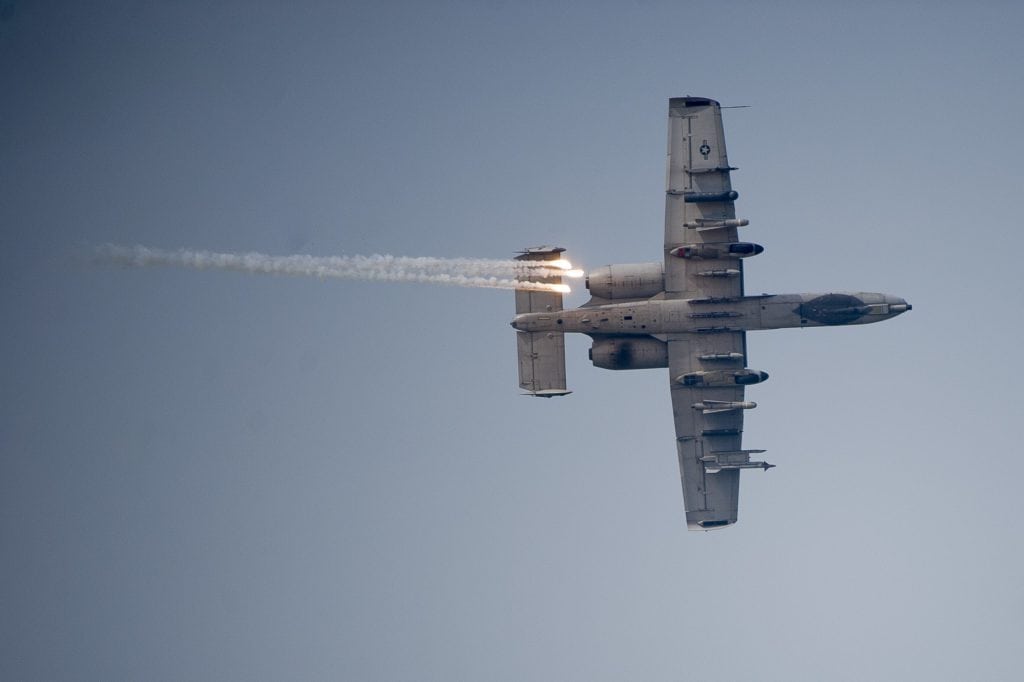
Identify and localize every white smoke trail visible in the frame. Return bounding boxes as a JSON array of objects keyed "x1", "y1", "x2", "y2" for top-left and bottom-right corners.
[
  {"x1": 275, "y1": 253, "x2": 578, "y2": 279},
  {"x1": 321, "y1": 254, "x2": 573, "y2": 278},
  {"x1": 96, "y1": 245, "x2": 574, "y2": 293}
]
